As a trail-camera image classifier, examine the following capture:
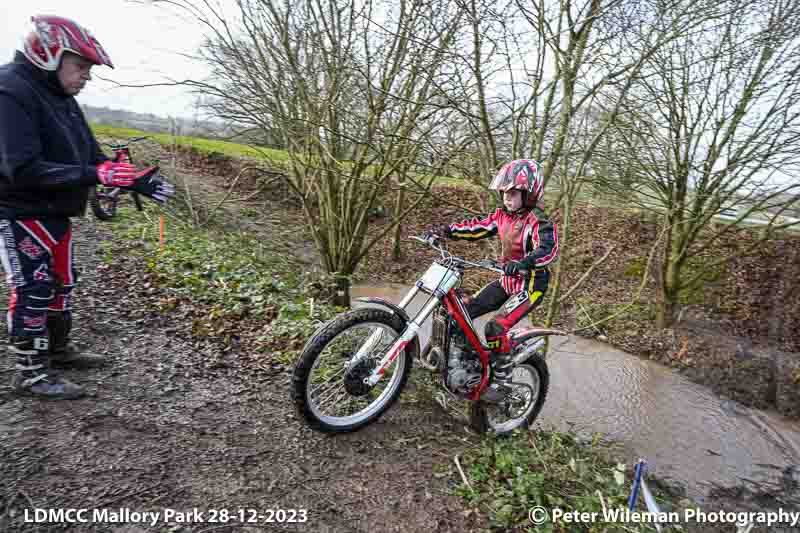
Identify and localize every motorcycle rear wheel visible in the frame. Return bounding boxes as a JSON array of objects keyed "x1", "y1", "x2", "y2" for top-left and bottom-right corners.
[
  {"x1": 469, "y1": 359, "x2": 549, "y2": 435},
  {"x1": 89, "y1": 187, "x2": 119, "y2": 221}
]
